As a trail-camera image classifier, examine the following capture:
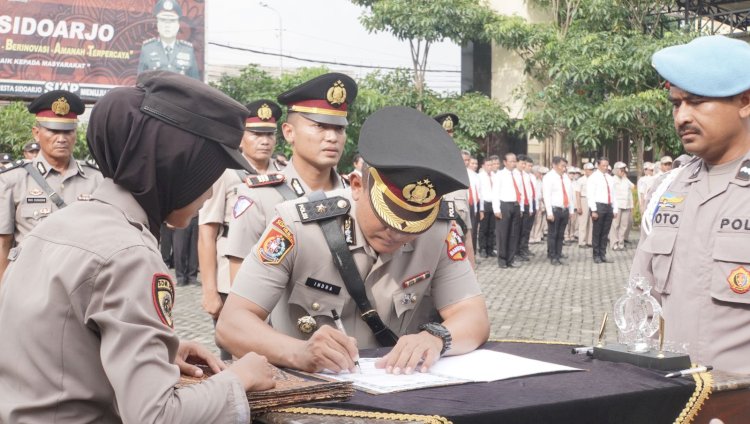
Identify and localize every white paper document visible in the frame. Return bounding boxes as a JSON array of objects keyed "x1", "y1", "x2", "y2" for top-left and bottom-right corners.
[{"x1": 315, "y1": 349, "x2": 582, "y2": 394}]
